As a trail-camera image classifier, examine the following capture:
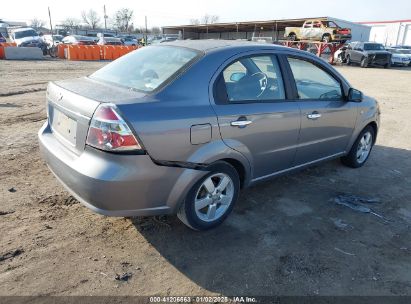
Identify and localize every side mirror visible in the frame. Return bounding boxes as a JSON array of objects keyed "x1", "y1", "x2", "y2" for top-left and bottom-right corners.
[
  {"x1": 230, "y1": 72, "x2": 246, "y2": 82},
  {"x1": 348, "y1": 88, "x2": 363, "y2": 102}
]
